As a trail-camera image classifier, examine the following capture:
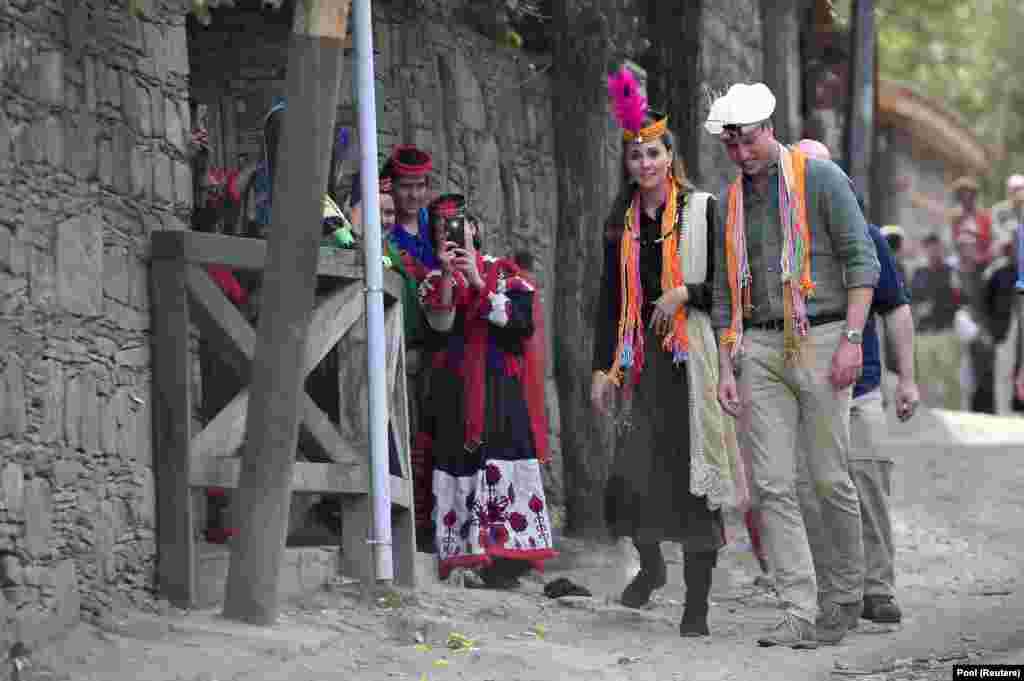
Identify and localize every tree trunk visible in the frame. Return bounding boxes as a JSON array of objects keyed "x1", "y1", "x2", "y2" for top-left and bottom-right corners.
[
  {"x1": 222, "y1": 1, "x2": 349, "y2": 626},
  {"x1": 643, "y1": 0, "x2": 703, "y2": 183},
  {"x1": 550, "y1": 0, "x2": 616, "y2": 539}
]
